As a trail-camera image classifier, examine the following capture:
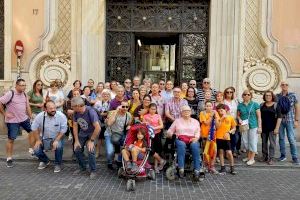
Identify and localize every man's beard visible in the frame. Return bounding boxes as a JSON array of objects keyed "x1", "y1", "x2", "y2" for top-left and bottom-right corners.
[{"x1": 47, "y1": 111, "x2": 56, "y2": 116}]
